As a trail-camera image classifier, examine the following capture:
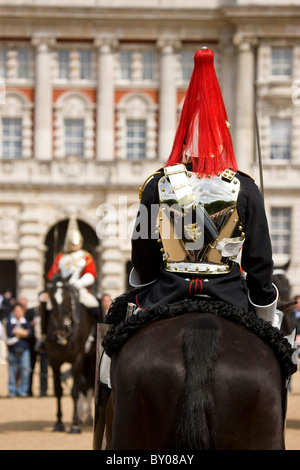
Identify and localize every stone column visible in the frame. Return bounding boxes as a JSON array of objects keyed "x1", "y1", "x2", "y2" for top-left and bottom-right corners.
[
  {"x1": 18, "y1": 207, "x2": 45, "y2": 307},
  {"x1": 157, "y1": 37, "x2": 181, "y2": 161},
  {"x1": 97, "y1": 192, "x2": 126, "y2": 298},
  {"x1": 94, "y1": 36, "x2": 118, "y2": 160},
  {"x1": 233, "y1": 34, "x2": 258, "y2": 175},
  {"x1": 32, "y1": 36, "x2": 54, "y2": 160}
]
